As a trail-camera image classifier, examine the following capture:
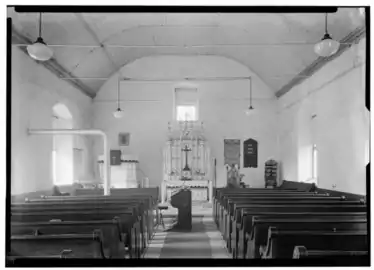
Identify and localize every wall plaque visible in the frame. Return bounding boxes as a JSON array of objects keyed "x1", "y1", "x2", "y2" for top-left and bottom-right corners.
[
  {"x1": 224, "y1": 139, "x2": 241, "y2": 166},
  {"x1": 243, "y1": 138, "x2": 258, "y2": 168},
  {"x1": 119, "y1": 133, "x2": 130, "y2": 146}
]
